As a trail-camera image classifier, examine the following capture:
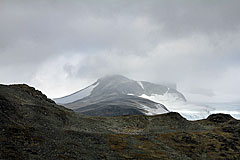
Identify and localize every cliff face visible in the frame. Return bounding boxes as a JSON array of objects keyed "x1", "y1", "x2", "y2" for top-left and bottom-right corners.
[{"x1": 1, "y1": 84, "x2": 240, "y2": 160}]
